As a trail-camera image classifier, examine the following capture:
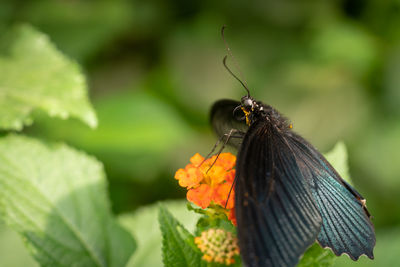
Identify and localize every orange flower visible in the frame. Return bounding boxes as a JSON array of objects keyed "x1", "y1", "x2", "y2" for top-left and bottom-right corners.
[
  {"x1": 214, "y1": 153, "x2": 236, "y2": 171},
  {"x1": 175, "y1": 152, "x2": 237, "y2": 224},
  {"x1": 174, "y1": 167, "x2": 202, "y2": 188},
  {"x1": 187, "y1": 184, "x2": 213, "y2": 209},
  {"x1": 190, "y1": 153, "x2": 204, "y2": 166},
  {"x1": 213, "y1": 182, "x2": 235, "y2": 209}
]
